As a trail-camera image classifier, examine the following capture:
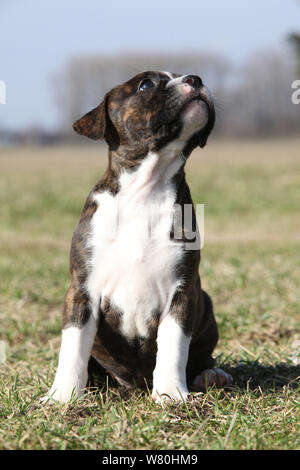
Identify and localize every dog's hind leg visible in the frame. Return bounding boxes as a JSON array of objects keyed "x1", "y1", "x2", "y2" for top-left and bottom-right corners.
[
  {"x1": 41, "y1": 285, "x2": 98, "y2": 404},
  {"x1": 187, "y1": 289, "x2": 232, "y2": 392}
]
